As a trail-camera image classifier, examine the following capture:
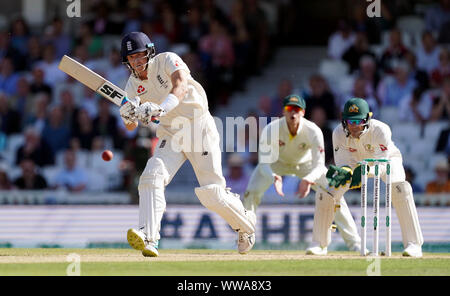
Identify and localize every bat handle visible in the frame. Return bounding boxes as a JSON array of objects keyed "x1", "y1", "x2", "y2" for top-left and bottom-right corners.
[{"x1": 120, "y1": 97, "x2": 130, "y2": 106}]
